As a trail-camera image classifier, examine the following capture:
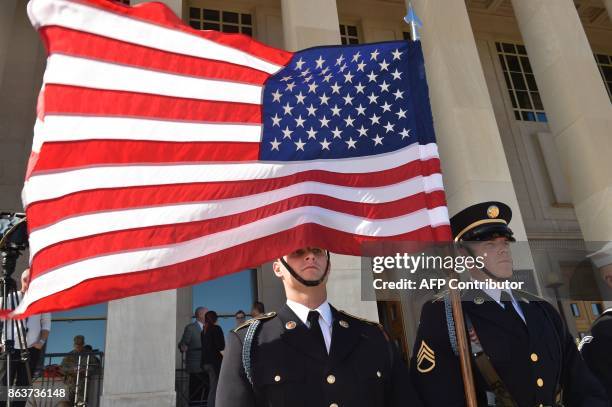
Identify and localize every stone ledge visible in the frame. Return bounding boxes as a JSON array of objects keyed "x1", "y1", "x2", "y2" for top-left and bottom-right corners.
[{"x1": 100, "y1": 390, "x2": 176, "y2": 407}]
